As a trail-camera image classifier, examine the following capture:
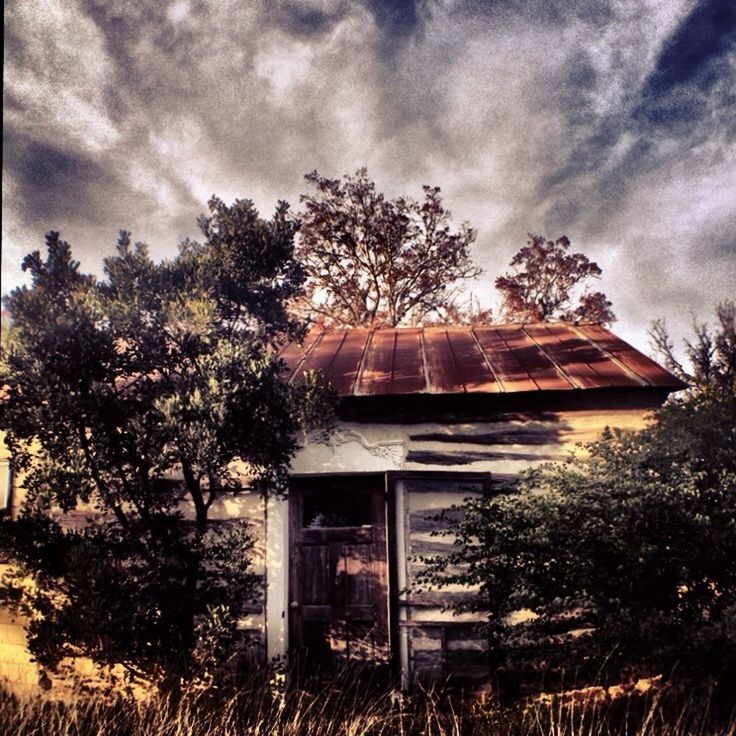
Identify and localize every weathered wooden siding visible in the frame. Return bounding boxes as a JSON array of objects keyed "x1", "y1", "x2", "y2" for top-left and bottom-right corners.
[
  {"x1": 292, "y1": 408, "x2": 651, "y2": 476},
  {"x1": 402, "y1": 408, "x2": 649, "y2": 472},
  {"x1": 397, "y1": 475, "x2": 489, "y2": 686}
]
